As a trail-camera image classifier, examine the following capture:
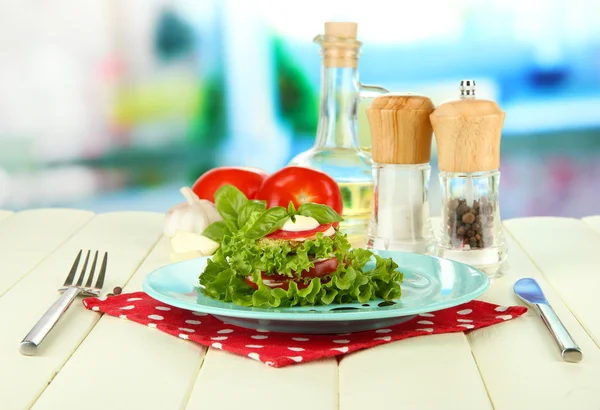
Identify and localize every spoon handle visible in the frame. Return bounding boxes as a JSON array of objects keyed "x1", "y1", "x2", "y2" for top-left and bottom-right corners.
[{"x1": 535, "y1": 303, "x2": 582, "y2": 363}]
